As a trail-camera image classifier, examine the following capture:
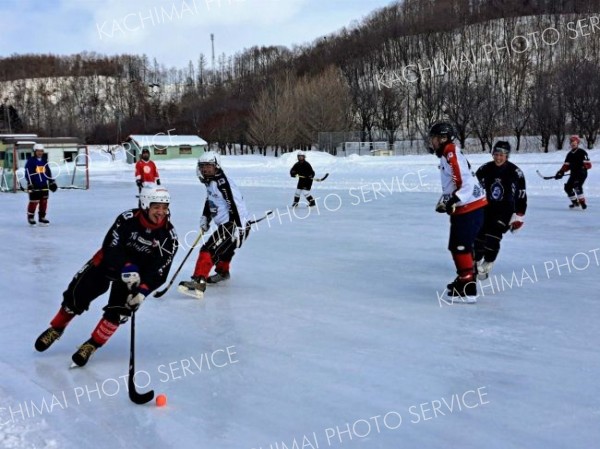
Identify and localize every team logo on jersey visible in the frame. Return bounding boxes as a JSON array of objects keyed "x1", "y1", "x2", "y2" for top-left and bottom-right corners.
[
  {"x1": 143, "y1": 166, "x2": 151, "y2": 173},
  {"x1": 490, "y1": 179, "x2": 504, "y2": 201},
  {"x1": 217, "y1": 178, "x2": 226, "y2": 186},
  {"x1": 208, "y1": 200, "x2": 217, "y2": 215}
]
